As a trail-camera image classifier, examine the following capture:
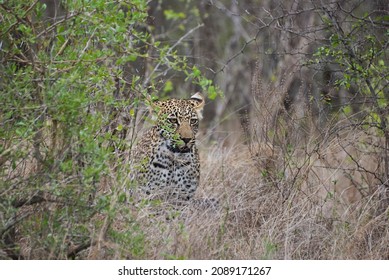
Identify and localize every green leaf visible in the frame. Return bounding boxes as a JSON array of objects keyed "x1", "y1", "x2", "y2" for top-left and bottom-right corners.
[
  {"x1": 342, "y1": 105, "x2": 352, "y2": 115},
  {"x1": 192, "y1": 66, "x2": 201, "y2": 77},
  {"x1": 164, "y1": 9, "x2": 186, "y2": 20},
  {"x1": 163, "y1": 80, "x2": 173, "y2": 93},
  {"x1": 208, "y1": 85, "x2": 217, "y2": 100}
]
